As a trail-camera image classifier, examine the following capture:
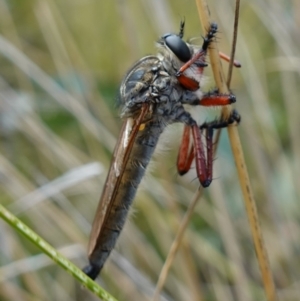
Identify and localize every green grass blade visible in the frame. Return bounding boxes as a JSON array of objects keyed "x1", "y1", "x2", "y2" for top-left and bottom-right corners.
[{"x1": 0, "y1": 204, "x2": 118, "y2": 301}]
